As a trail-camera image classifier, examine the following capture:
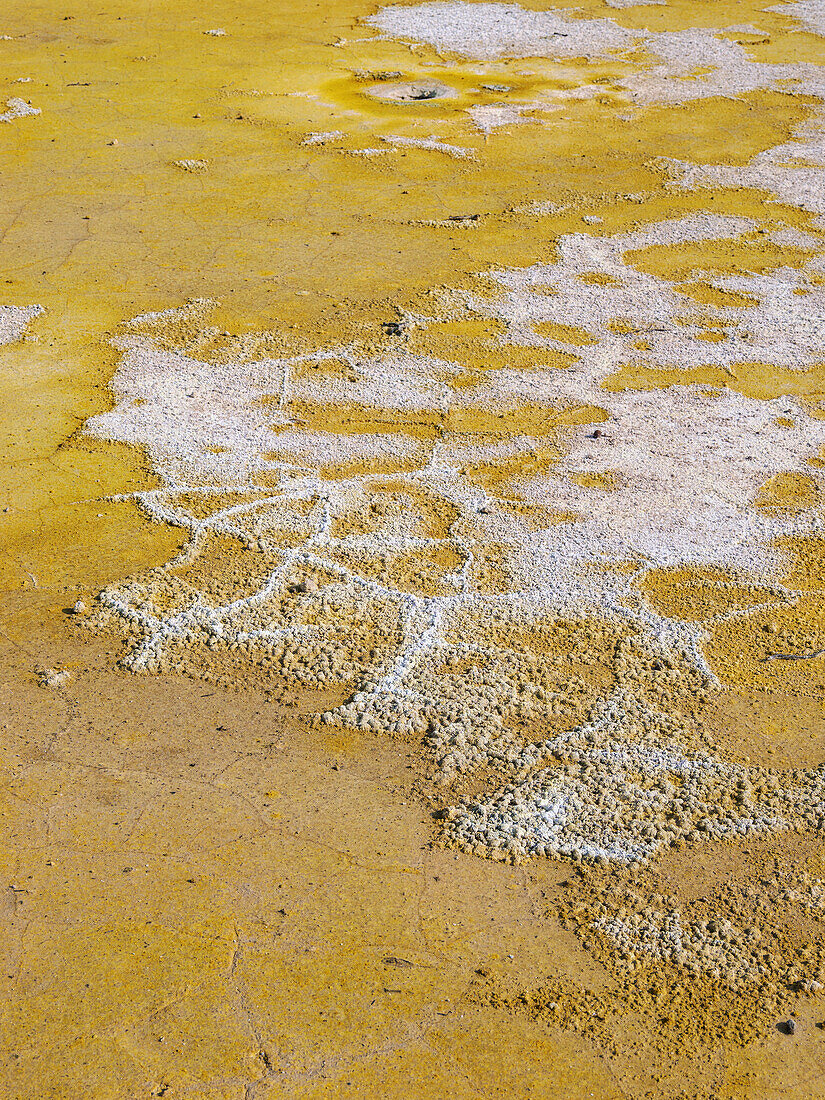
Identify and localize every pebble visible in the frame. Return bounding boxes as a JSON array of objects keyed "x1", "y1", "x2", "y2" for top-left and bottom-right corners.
[{"x1": 37, "y1": 667, "x2": 71, "y2": 688}]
